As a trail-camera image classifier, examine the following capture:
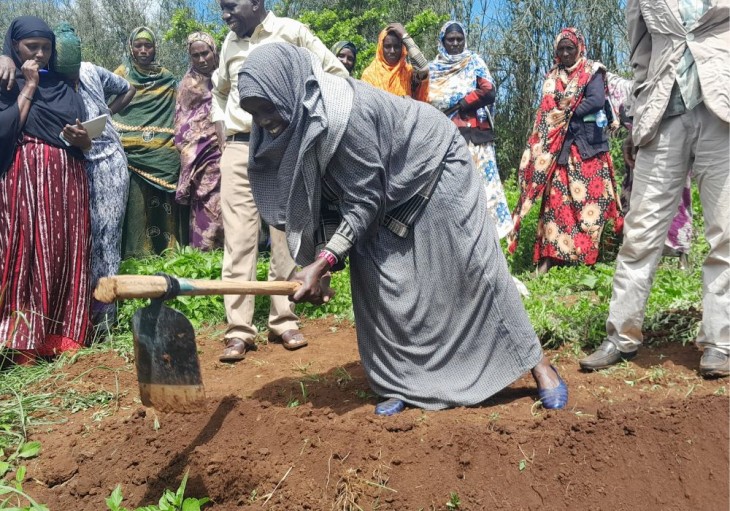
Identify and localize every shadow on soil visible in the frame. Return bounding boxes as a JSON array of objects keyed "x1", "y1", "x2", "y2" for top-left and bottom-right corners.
[
  {"x1": 137, "y1": 395, "x2": 253, "y2": 507},
  {"x1": 251, "y1": 361, "x2": 539, "y2": 414},
  {"x1": 631, "y1": 339, "x2": 703, "y2": 374},
  {"x1": 250, "y1": 361, "x2": 377, "y2": 415}
]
